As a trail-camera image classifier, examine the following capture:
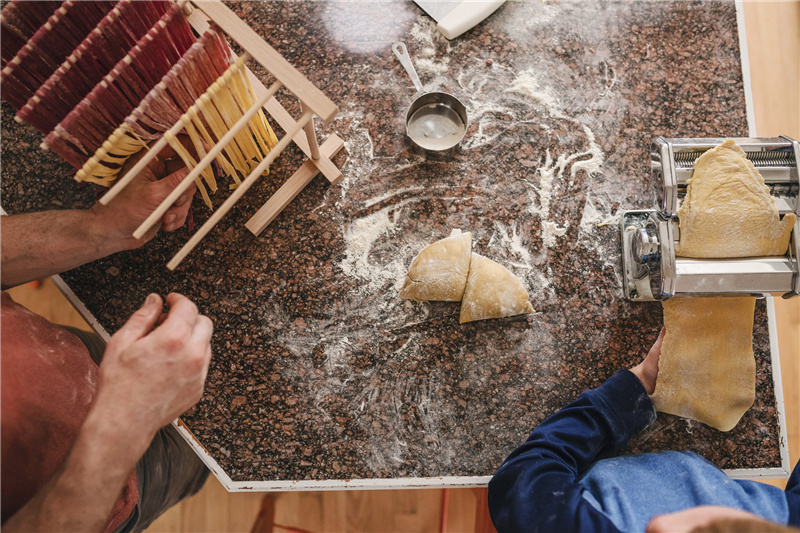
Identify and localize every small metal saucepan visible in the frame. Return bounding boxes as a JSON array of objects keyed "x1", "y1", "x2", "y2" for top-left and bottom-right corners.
[{"x1": 392, "y1": 42, "x2": 468, "y2": 157}]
